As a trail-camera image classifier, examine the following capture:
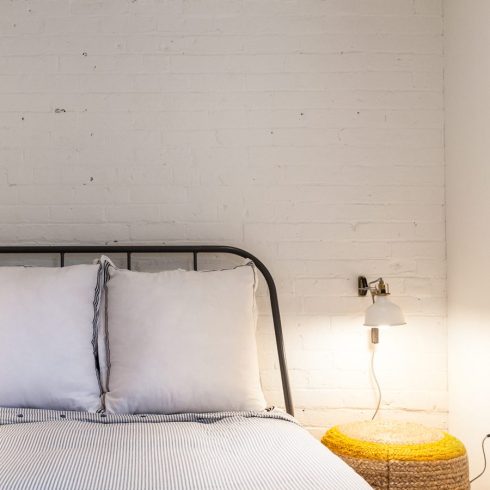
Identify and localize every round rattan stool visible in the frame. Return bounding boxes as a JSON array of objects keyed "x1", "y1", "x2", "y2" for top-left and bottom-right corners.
[{"x1": 322, "y1": 420, "x2": 469, "y2": 490}]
